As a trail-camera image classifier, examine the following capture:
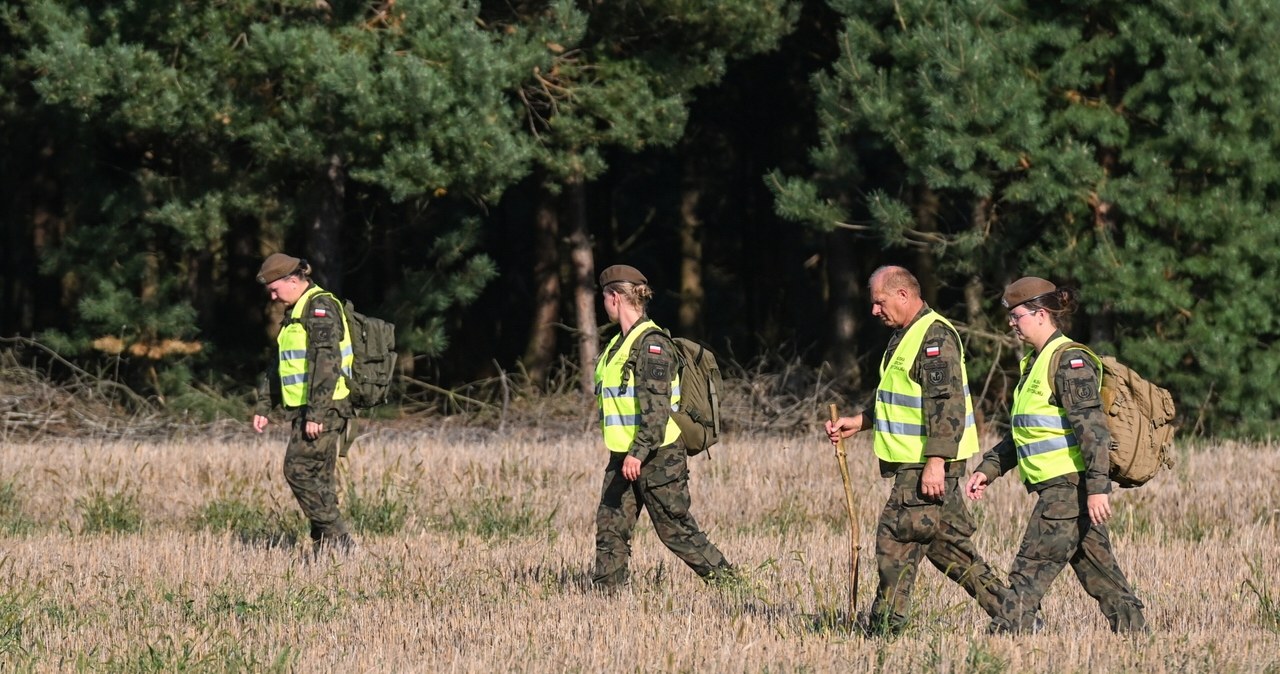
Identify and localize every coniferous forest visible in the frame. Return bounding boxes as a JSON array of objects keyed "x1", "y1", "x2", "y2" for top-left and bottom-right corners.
[{"x1": 4, "y1": 0, "x2": 1280, "y2": 436}]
